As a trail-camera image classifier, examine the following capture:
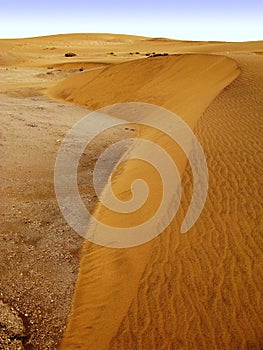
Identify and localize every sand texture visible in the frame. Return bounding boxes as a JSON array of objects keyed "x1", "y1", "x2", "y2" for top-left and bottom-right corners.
[{"x1": 0, "y1": 34, "x2": 262, "y2": 349}]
